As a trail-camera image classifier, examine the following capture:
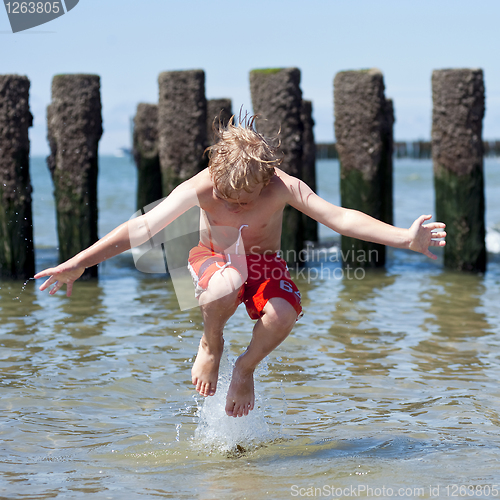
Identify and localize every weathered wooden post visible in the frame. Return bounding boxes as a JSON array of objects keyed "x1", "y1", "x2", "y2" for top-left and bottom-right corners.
[
  {"x1": 158, "y1": 70, "x2": 208, "y2": 196},
  {"x1": 249, "y1": 67, "x2": 304, "y2": 262},
  {"x1": 301, "y1": 99, "x2": 318, "y2": 243},
  {"x1": 207, "y1": 98, "x2": 232, "y2": 145},
  {"x1": 47, "y1": 74, "x2": 102, "y2": 278},
  {"x1": 133, "y1": 103, "x2": 162, "y2": 211},
  {"x1": 432, "y1": 68, "x2": 486, "y2": 272},
  {"x1": 0, "y1": 75, "x2": 35, "y2": 280},
  {"x1": 334, "y1": 68, "x2": 394, "y2": 268}
]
